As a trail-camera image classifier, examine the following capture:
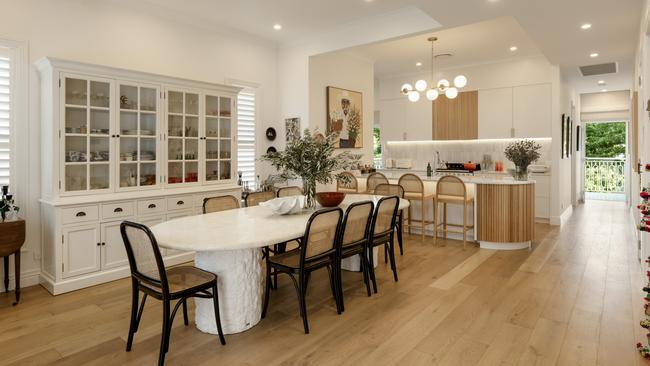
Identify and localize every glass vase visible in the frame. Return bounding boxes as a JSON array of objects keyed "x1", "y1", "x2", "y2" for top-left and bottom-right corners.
[
  {"x1": 302, "y1": 179, "x2": 317, "y2": 209},
  {"x1": 512, "y1": 165, "x2": 529, "y2": 181}
]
